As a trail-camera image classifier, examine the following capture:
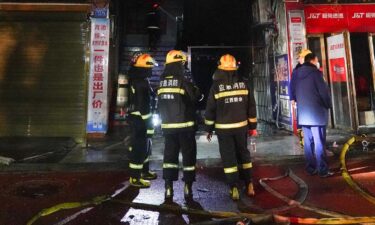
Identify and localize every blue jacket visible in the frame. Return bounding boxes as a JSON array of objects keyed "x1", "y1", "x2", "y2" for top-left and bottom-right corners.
[{"x1": 290, "y1": 62, "x2": 332, "y2": 126}]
